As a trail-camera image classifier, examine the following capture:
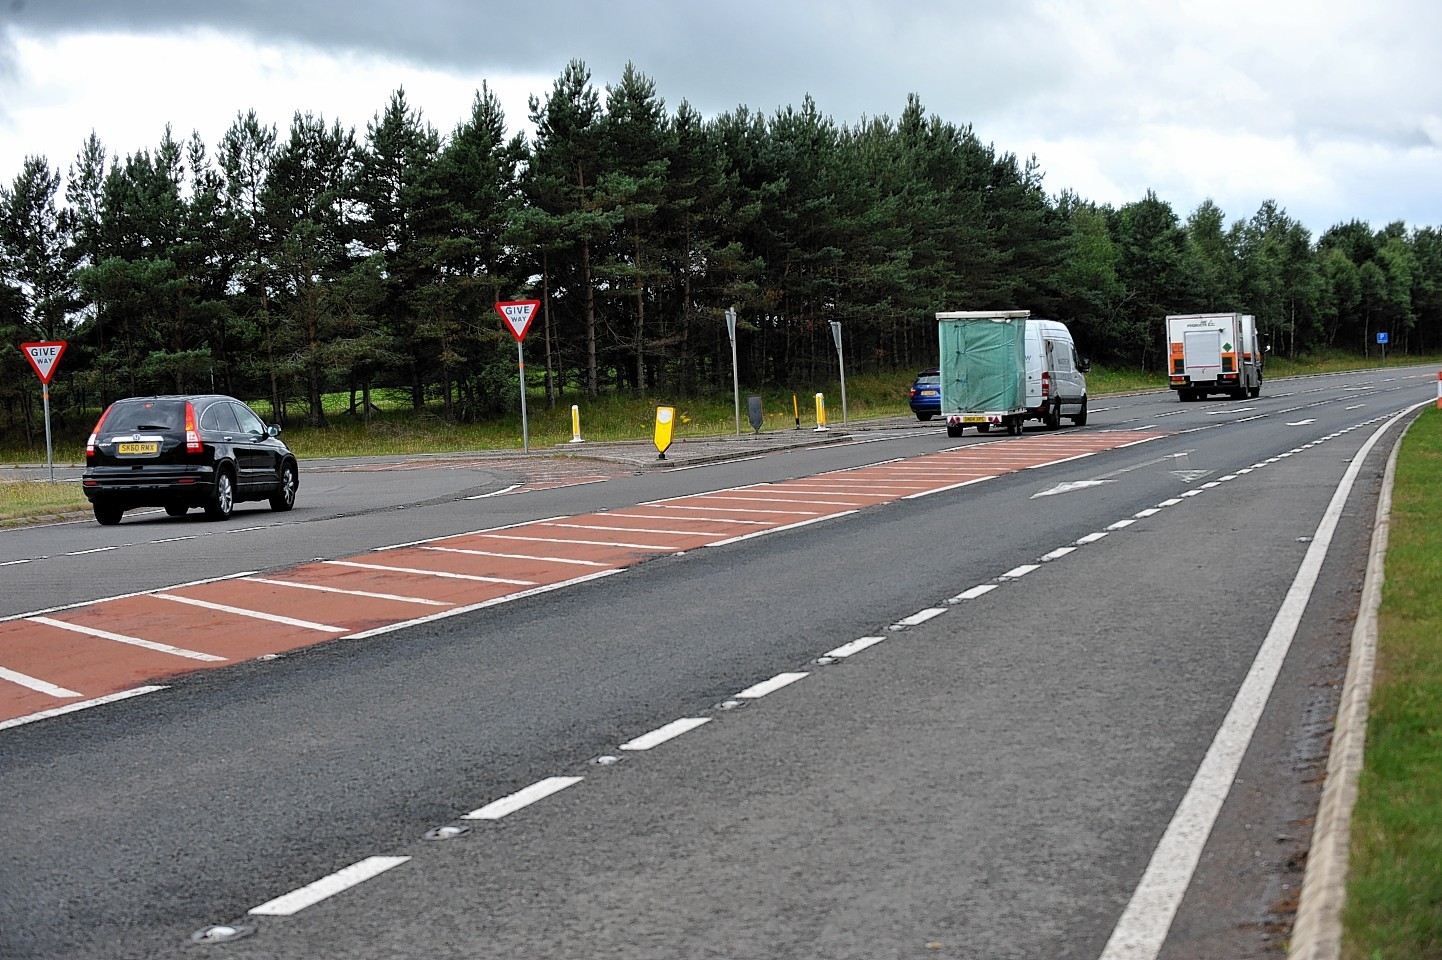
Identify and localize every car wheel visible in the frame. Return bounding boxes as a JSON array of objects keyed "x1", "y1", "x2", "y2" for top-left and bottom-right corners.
[
  {"x1": 269, "y1": 461, "x2": 297, "y2": 512},
  {"x1": 1070, "y1": 397, "x2": 1088, "y2": 426},
  {"x1": 93, "y1": 504, "x2": 123, "y2": 526},
  {"x1": 205, "y1": 469, "x2": 235, "y2": 521},
  {"x1": 915, "y1": 412, "x2": 933, "y2": 422},
  {"x1": 165, "y1": 504, "x2": 189, "y2": 517}
]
